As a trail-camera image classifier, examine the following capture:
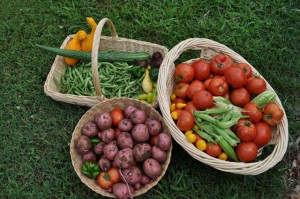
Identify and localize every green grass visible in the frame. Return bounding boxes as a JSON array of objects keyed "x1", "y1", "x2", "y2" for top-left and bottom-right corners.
[{"x1": 0, "y1": 0, "x2": 299, "y2": 198}]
